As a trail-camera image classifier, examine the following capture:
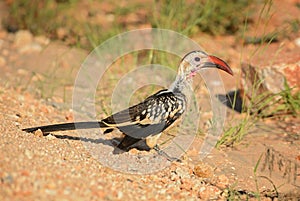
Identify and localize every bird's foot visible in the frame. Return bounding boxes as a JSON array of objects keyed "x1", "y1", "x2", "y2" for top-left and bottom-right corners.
[{"x1": 153, "y1": 145, "x2": 182, "y2": 162}]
